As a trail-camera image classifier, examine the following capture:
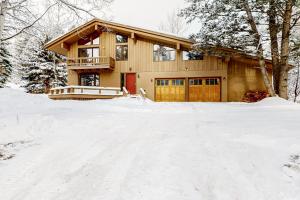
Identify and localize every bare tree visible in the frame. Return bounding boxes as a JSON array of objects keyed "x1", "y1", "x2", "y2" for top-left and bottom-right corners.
[
  {"x1": 158, "y1": 9, "x2": 187, "y2": 36},
  {"x1": 0, "y1": 0, "x2": 113, "y2": 87}
]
